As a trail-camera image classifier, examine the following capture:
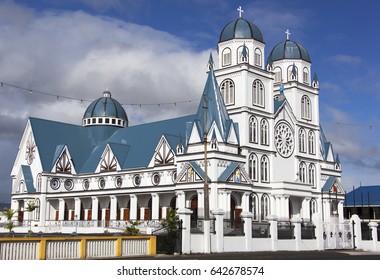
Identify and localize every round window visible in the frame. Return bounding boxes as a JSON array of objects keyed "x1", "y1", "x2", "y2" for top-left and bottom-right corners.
[
  {"x1": 152, "y1": 172, "x2": 160, "y2": 186},
  {"x1": 99, "y1": 177, "x2": 106, "y2": 189},
  {"x1": 115, "y1": 176, "x2": 123, "y2": 188},
  {"x1": 133, "y1": 174, "x2": 141, "y2": 187},
  {"x1": 64, "y1": 179, "x2": 74, "y2": 191},
  {"x1": 83, "y1": 179, "x2": 90, "y2": 190},
  {"x1": 50, "y1": 178, "x2": 60, "y2": 190}
]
